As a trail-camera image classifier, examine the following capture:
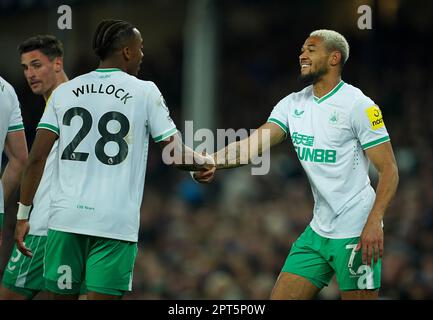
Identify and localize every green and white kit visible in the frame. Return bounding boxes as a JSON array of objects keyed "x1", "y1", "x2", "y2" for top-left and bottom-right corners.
[
  {"x1": 44, "y1": 230, "x2": 137, "y2": 296},
  {"x1": 1, "y1": 73, "x2": 62, "y2": 295},
  {"x1": 268, "y1": 80, "x2": 389, "y2": 238},
  {"x1": 39, "y1": 68, "x2": 177, "y2": 242},
  {"x1": 0, "y1": 76, "x2": 25, "y2": 216},
  {"x1": 2, "y1": 235, "x2": 47, "y2": 298},
  {"x1": 37, "y1": 68, "x2": 177, "y2": 294},
  {"x1": 268, "y1": 80, "x2": 389, "y2": 289}
]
